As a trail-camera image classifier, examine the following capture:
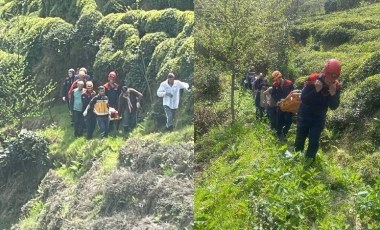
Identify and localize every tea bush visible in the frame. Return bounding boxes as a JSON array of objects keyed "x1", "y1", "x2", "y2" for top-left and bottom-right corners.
[
  {"x1": 330, "y1": 74, "x2": 380, "y2": 128},
  {"x1": 352, "y1": 51, "x2": 380, "y2": 82},
  {"x1": 0, "y1": 130, "x2": 50, "y2": 173}
]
